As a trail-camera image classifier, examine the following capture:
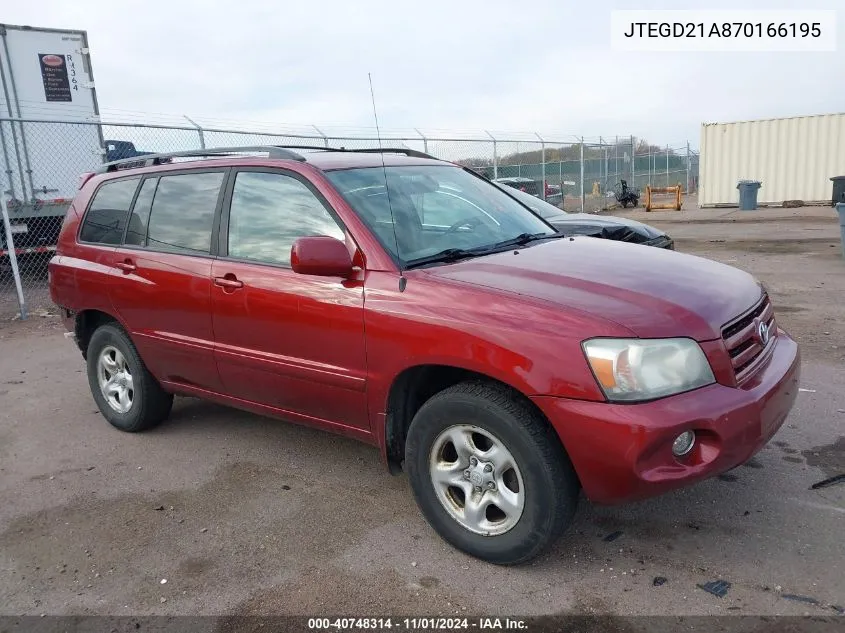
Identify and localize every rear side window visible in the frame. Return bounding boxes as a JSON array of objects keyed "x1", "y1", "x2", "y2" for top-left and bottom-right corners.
[
  {"x1": 79, "y1": 178, "x2": 140, "y2": 244},
  {"x1": 147, "y1": 172, "x2": 225, "y2": 255},
  {"x1": 124, "y1": 178, "x2": 158, "y2": 246}
]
